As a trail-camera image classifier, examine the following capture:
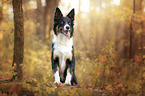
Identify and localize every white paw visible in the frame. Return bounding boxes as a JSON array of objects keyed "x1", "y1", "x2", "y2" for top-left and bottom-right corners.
[
  {"x1": 65, "y1": 73, "x2": 72, "y2": 85},
  {"x1": 54, "y1": 81, "x2": 60, "y2": 84},
  {"x1": 65, "y1": 80, "x2": 71, "y2": 85},
  {"x1": 54, "y1": 71, "x2": 60, "y2": 84}
]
